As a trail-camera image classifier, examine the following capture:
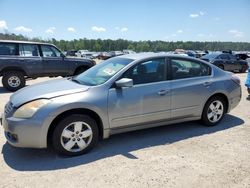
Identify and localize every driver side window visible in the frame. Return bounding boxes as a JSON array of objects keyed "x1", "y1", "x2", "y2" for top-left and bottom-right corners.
[
  {"x1": 123, "y1": 58, "x2": 166, "y2": 85},
  {"x1": 41, "y1": 45, "x2": 61, "y2": 57}
]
